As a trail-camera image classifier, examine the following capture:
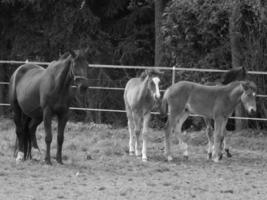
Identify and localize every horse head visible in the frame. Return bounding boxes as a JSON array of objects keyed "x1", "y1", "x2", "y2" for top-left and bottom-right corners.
[
  {"x1": 240, "y1": 81, "x2": 257, "y2": 114},
  {"x1": 69, "y1": 49, "x2": 89, "y2": 94},
  {"x1": 141, "y1": 69, "x2": 163, "y2": 101},
  {"x1": 221, "y1": 66, "x2": 247, "y2": 84}
]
